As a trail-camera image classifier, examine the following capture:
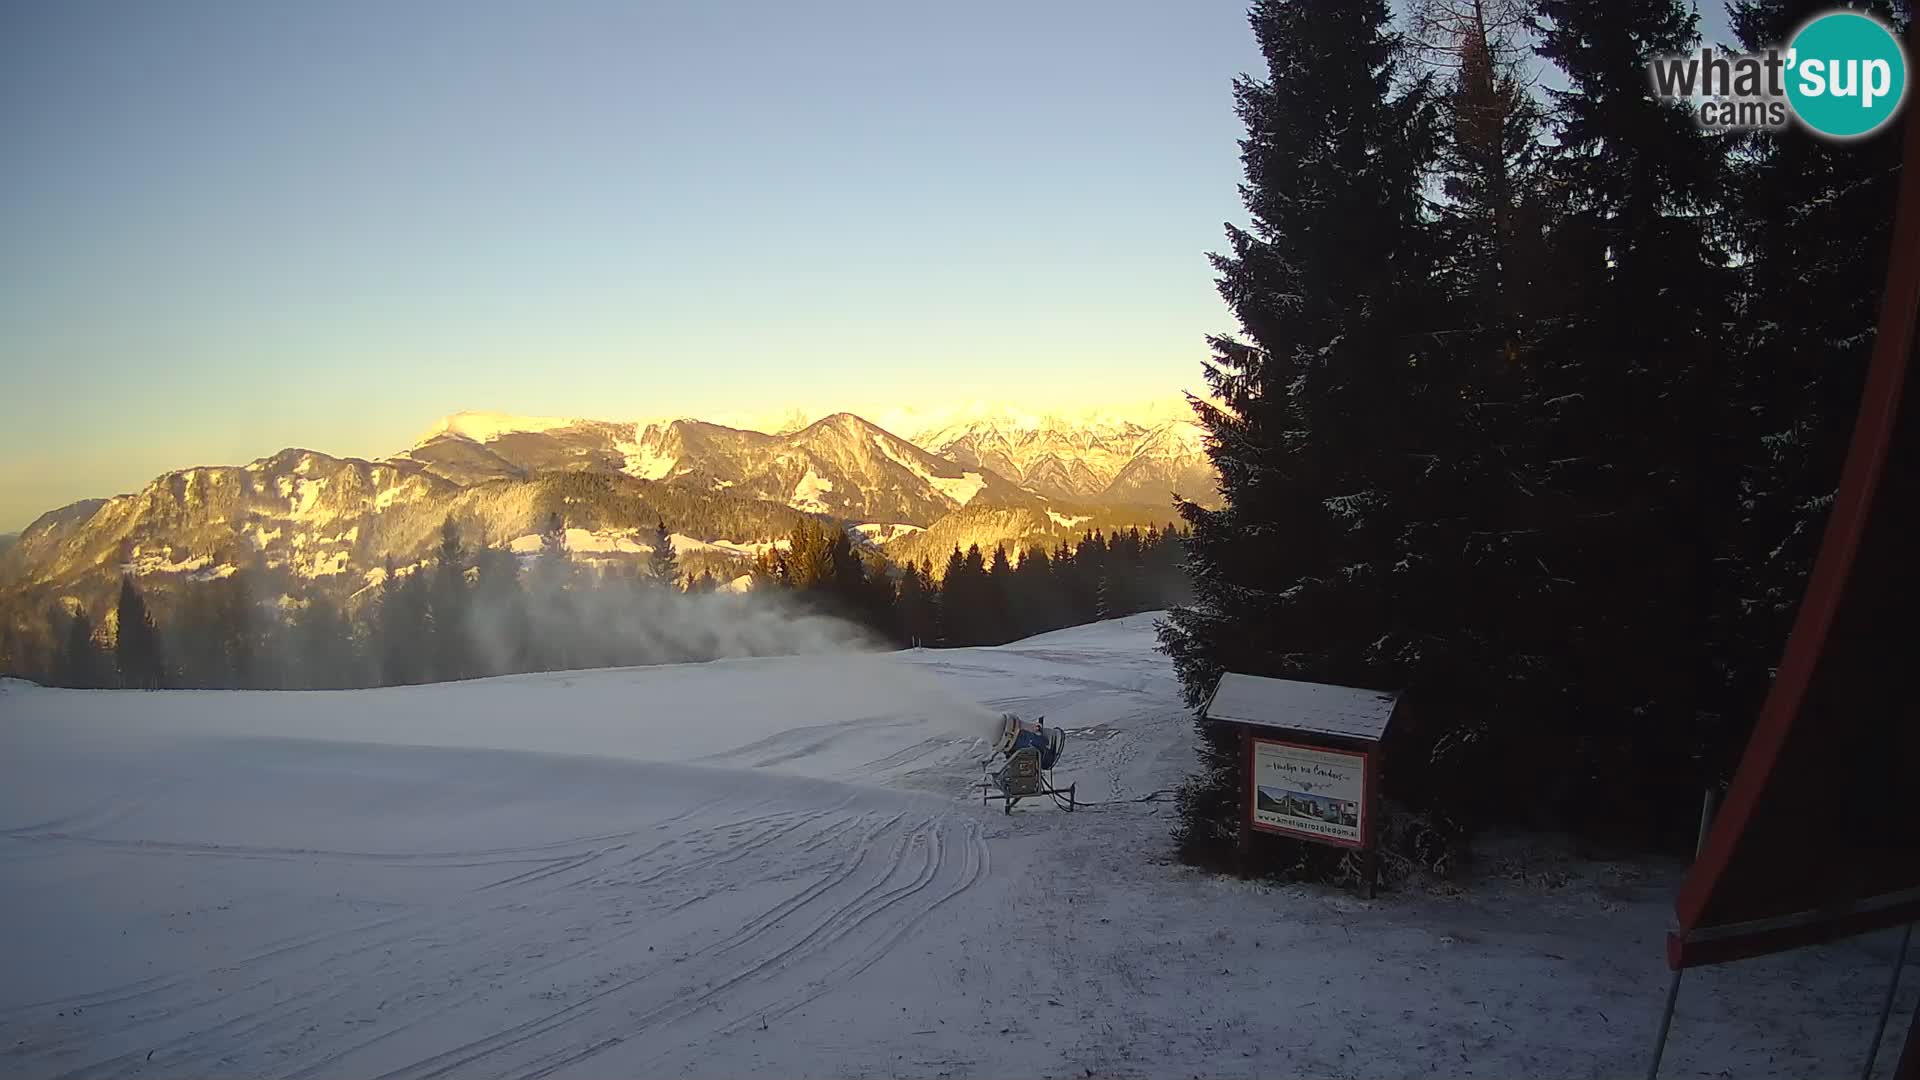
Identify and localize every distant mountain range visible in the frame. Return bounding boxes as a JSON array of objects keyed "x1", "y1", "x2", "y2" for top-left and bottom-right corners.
[
  {"x1": 0, "y1": 403, "x2": 1216, "y2": 602},
  {"x1": 911, "y1": 408, "x2": 1214, "y2": 507},
  {"x1": 398, "y1": 412, "x2": 1043, "y2": 525}
]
